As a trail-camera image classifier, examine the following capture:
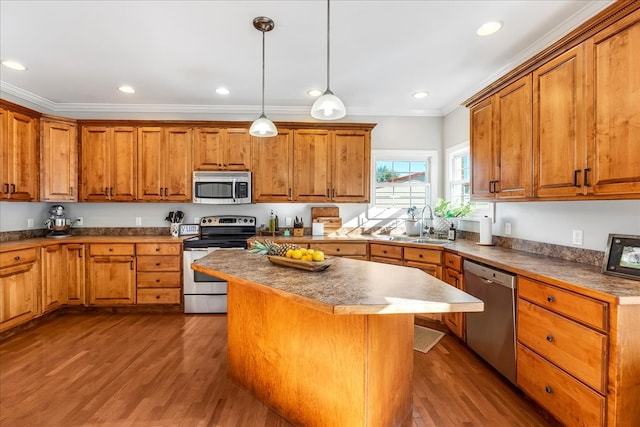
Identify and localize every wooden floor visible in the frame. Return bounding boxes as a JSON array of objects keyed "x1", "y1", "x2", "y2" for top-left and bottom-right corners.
[{"x1": 0, "y1": 313, "x2": 558, "y2": 427}]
